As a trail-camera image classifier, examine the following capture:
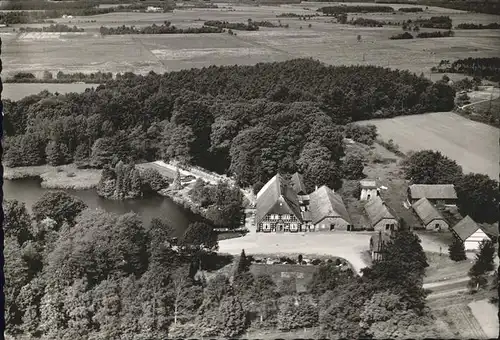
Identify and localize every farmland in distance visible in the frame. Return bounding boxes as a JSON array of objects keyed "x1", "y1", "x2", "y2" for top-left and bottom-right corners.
[{"x1": 0, "y1": 2, "x2": 499, "y2": 79}]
